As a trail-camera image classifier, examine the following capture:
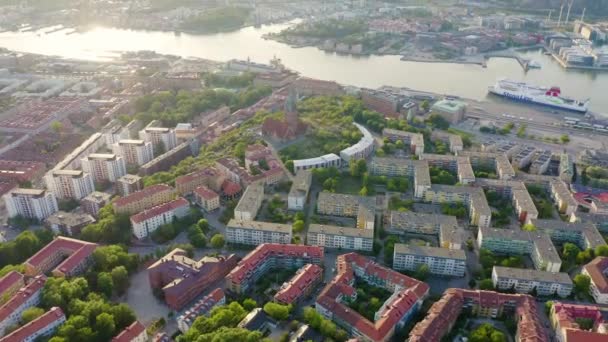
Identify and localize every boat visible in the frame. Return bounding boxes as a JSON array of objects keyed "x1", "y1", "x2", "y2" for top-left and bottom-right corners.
[
  {"x1": 488, "y1": 79, "x2": 589, "y2": 113},
  {"x1": 527, "y1": 60, "x2": 541, "y2": 69}
]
